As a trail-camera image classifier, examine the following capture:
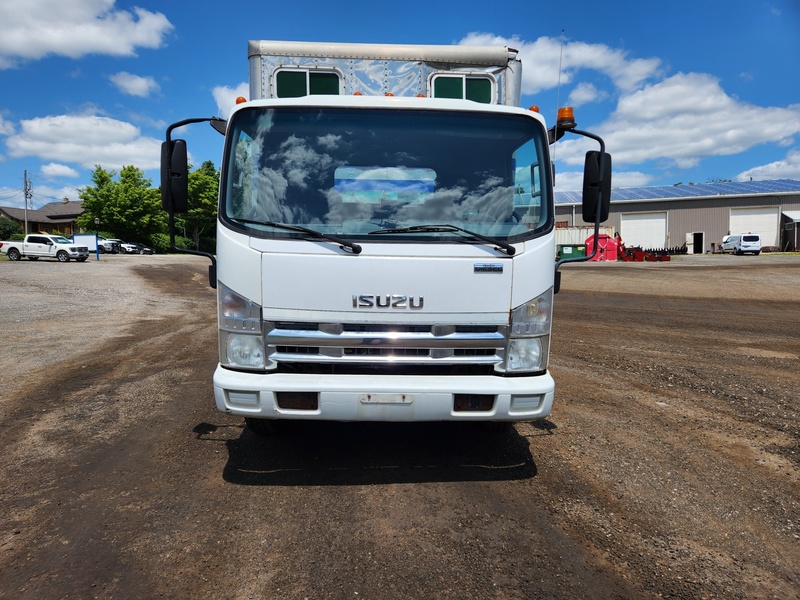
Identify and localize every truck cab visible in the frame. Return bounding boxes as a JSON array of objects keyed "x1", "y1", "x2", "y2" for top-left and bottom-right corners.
[{"x1": 161, "y1": 41, "x2": 610, "y2": 434}]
